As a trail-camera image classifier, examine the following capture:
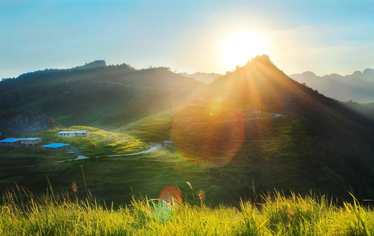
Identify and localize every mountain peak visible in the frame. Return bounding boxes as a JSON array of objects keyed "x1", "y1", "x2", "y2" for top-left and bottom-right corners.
[
  {"x1": 245, "y1": 55, "x2": 272, "y2": 66},
  {"x1": 302, "y1": 71, "x2": 317, "y2": 76},
  {"x1": 363, "y1": 68, "x2": 374, "y2": 74},
  {"x1": 72, "y1": 60, "x2": 106, "y2": 70},
  {"x1": 351, "y1": 70, "x2": 362, "y2": 76}
]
